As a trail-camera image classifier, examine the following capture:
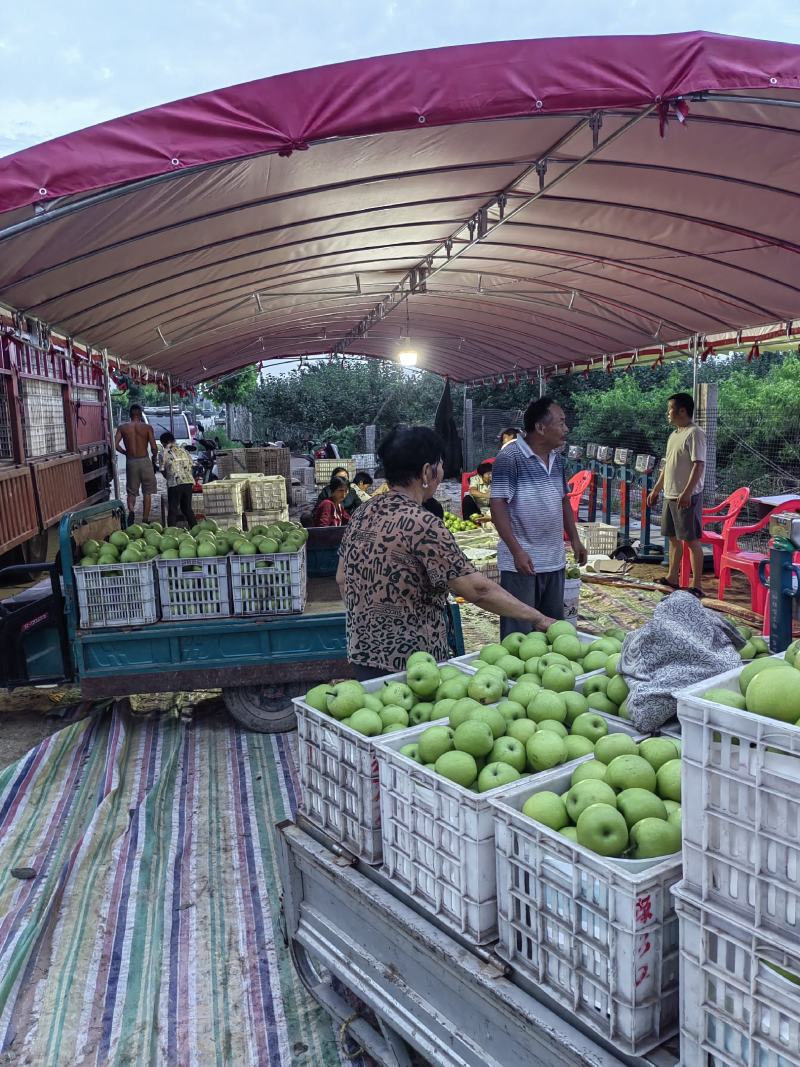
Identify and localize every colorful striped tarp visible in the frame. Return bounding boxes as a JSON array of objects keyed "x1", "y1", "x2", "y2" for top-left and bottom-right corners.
[{"x1": 0, "y1": 707, "x2": 358, "y2": 1067}]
